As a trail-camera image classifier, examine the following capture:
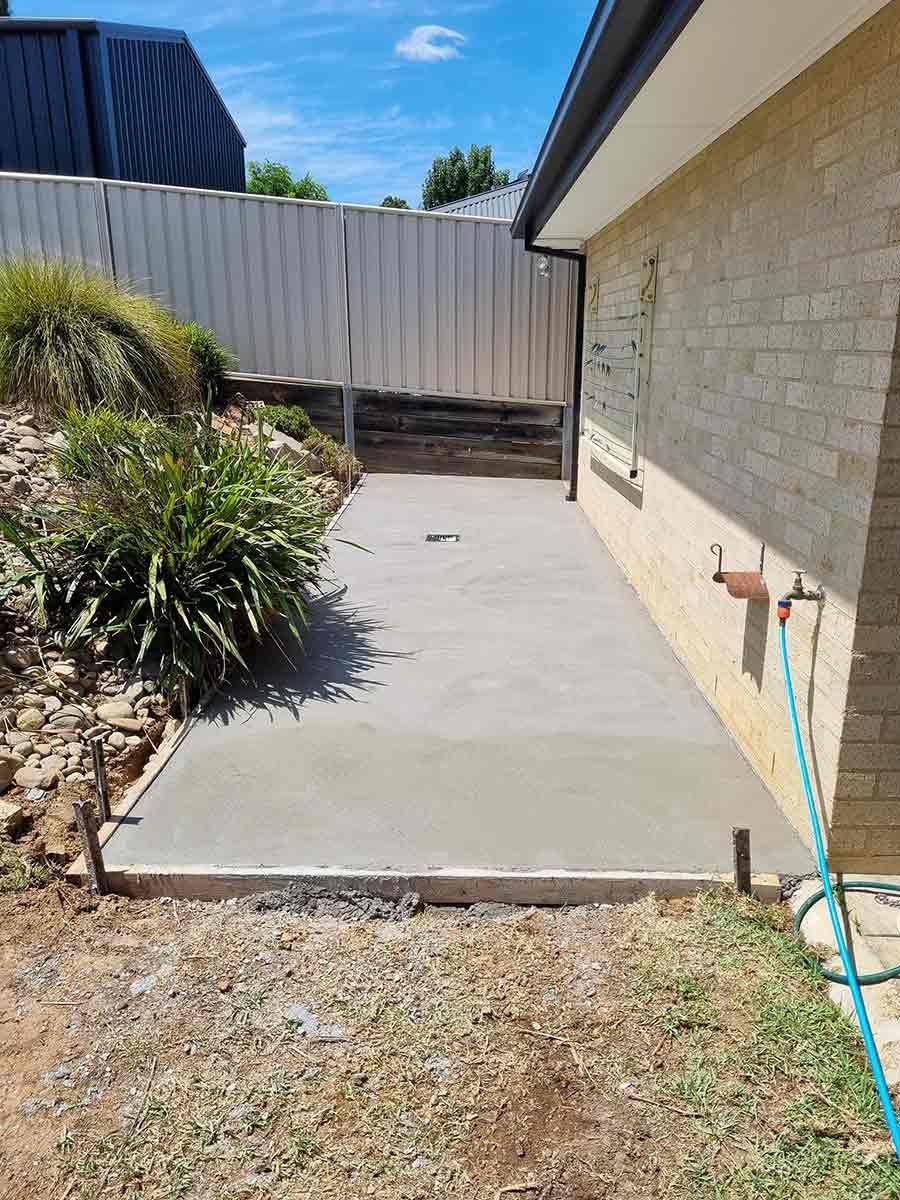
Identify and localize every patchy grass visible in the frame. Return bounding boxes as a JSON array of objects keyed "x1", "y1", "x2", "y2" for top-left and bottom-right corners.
[
  {"x1": 2, "y1": 889, "x2": 900, "y2": 1198},
  {"x1": 0, "y1": 839, "x2": 56, "y2": 893}
]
